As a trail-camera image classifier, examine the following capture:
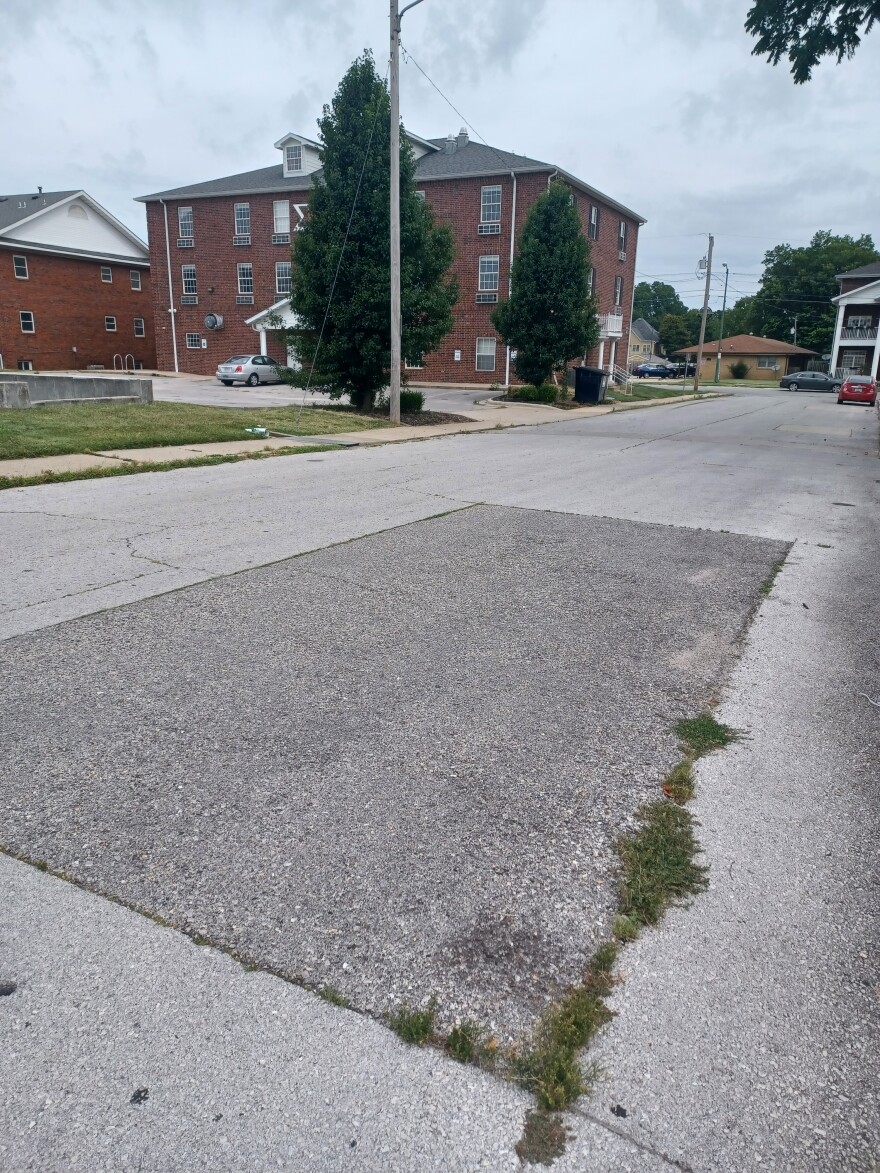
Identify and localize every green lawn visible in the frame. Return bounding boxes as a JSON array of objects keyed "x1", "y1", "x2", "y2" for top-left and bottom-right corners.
[
  {"x1": 609, "y1": 383, "x2": 696, "y2": 401},
  {"x1": 0, "y1": 401, "x2": 388, "y2": 460}
]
